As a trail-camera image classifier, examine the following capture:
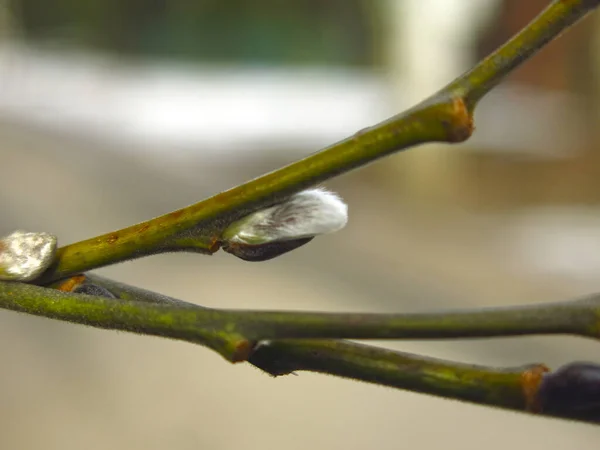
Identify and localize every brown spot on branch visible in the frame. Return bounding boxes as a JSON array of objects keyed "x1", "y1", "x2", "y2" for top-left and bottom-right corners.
[
  {"x1": 522, "y1": 364, "x2": 550, "y2": 412},
  {"x1": 56, "y1": 274, "x2": 87, "y2": 292},
  {"x1": 136, "y1": 224, "x2": 150, "y2": 234},
  {"x1": 231, "y1": 339, "x2": 254, "y2": 363},
  {"x1": 446, "y1": 97, "x2": 474, "y2": 143}
]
